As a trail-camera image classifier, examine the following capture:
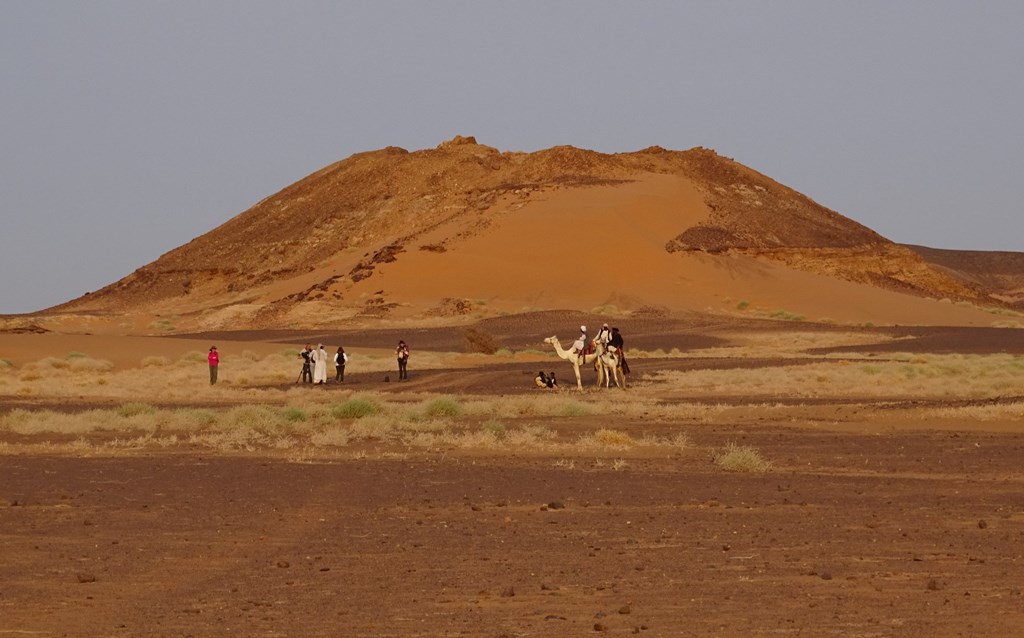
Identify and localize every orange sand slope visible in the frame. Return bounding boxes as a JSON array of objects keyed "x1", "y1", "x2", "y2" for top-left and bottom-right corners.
[{"x1": 359, "y1": 175, "x2": 1001, "y2": 327}]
